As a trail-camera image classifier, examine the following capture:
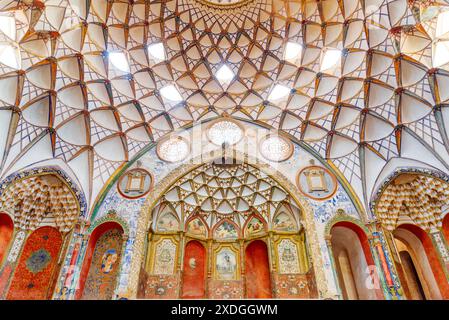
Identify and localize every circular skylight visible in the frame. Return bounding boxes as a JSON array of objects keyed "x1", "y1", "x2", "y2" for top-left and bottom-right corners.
[
  {"x1": 157, "y1": 136, "x2": 190, "y2": 162},
  {"x1": 207, "y1": 119, "x2": 243, "y2": 146},
  {"x1": 259, "y1": 135, "x2": 293, "y2": 162}
]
